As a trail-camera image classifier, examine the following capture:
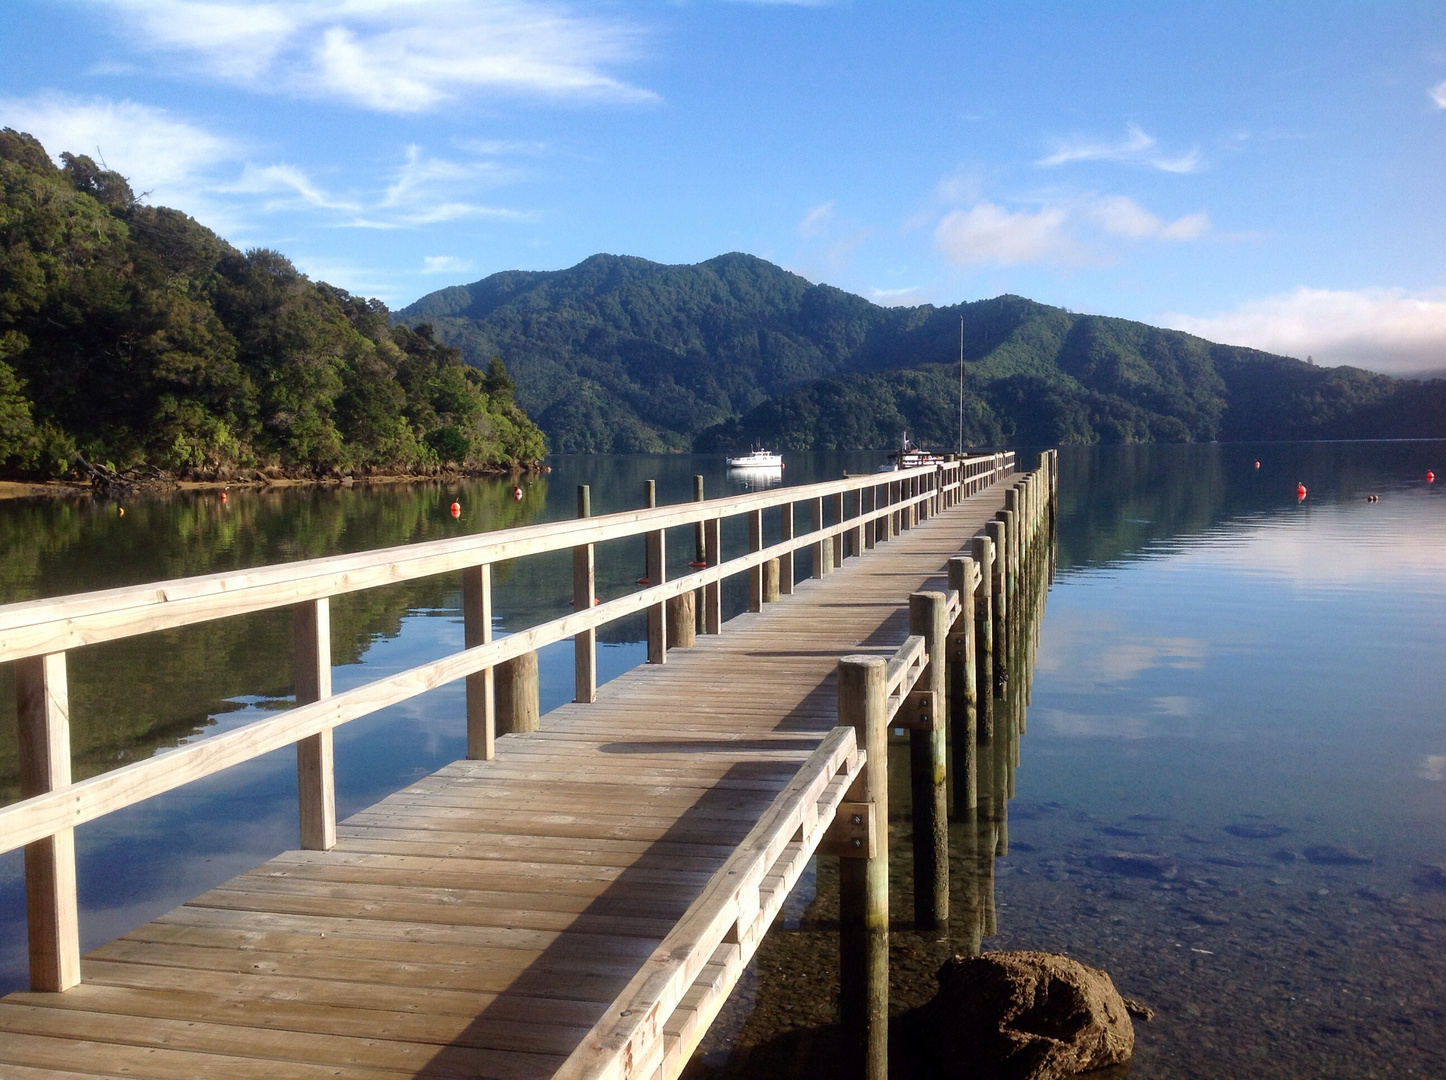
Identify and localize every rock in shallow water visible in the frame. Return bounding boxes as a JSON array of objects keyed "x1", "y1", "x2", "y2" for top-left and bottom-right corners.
[
  {"x1": 1093, "y1": 851, "x2": 1178, "y2": 879},
  {"x1": 1303, "y1": 844, "x2": 1373, "y2": 865},
  {"x1": 1225, "y1": 822, "x2": 1290, "y2": 839},
  {"x1": 909, "y1": 951, "x2": 1136, "y2": 1080}
]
